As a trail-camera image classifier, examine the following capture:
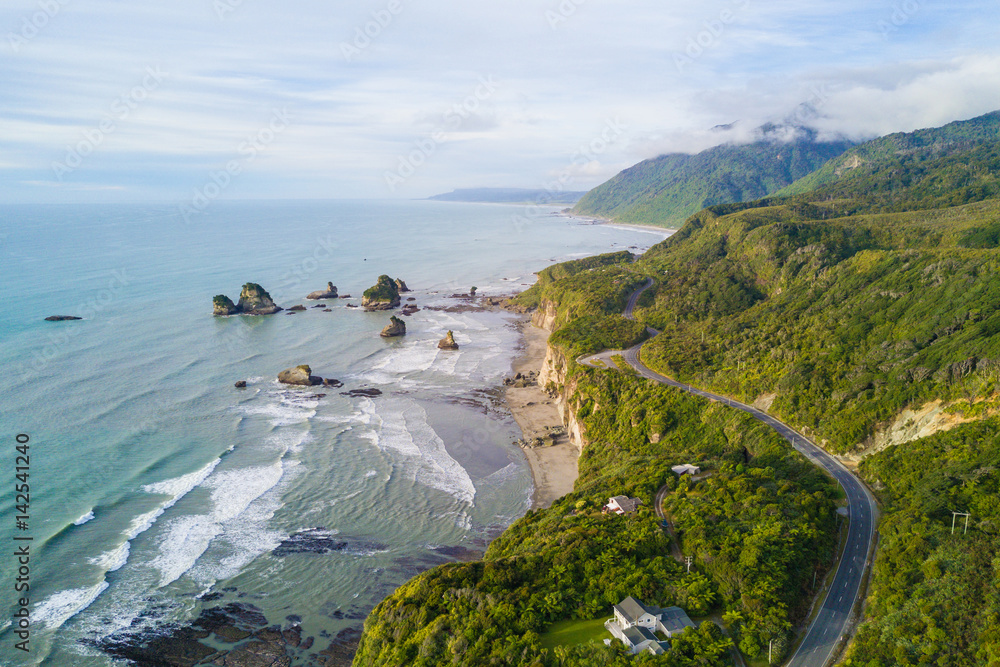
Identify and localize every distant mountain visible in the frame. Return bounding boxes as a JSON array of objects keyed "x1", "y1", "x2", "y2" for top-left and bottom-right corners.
[
  {"x1": 428, "y1": 188, "x2": 587, "y2": 204},
  {"x1": 572, "y1": 129, "x2": 854, "y2": 227}
]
